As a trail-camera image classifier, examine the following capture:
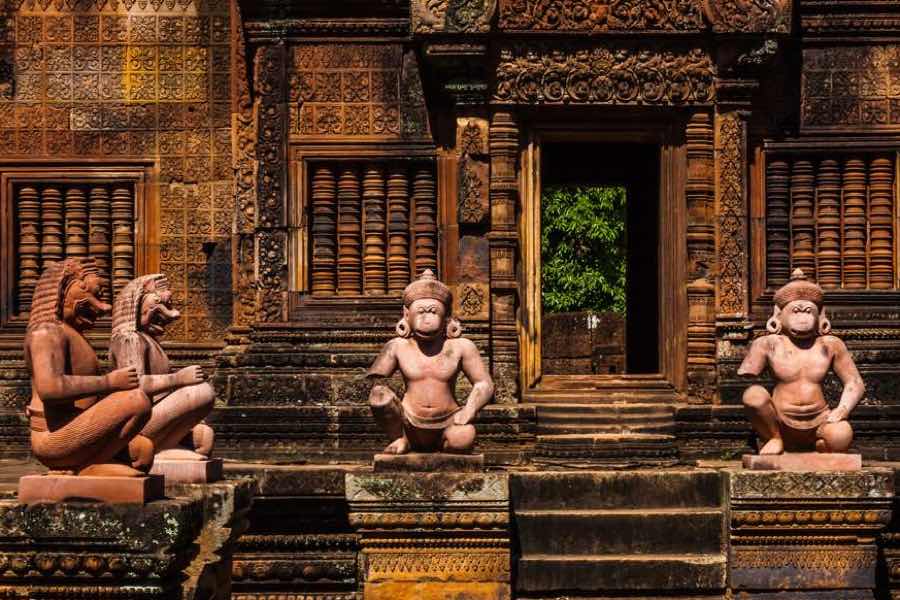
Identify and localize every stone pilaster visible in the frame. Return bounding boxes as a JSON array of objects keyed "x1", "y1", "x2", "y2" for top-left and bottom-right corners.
[
  {"x1": 0, "y1": 478, "x2": 253, "y2": 600},
  {"x1": 346, "y1": 471, "x2": 510, "y2": 600},
  {"x1": 728, "y1": 468, "x2": 893, "y2": 598}
]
